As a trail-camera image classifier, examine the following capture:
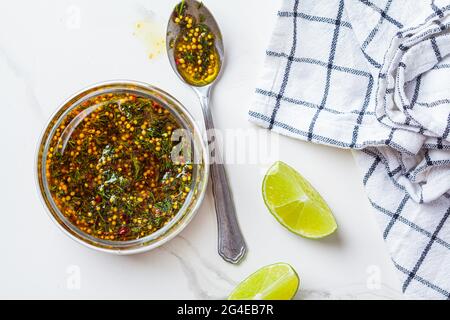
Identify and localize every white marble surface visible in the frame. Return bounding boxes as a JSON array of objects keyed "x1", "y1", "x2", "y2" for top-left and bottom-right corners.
[{"x1": 0, "y1": 0, "x2": 403, "y2": 299}]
